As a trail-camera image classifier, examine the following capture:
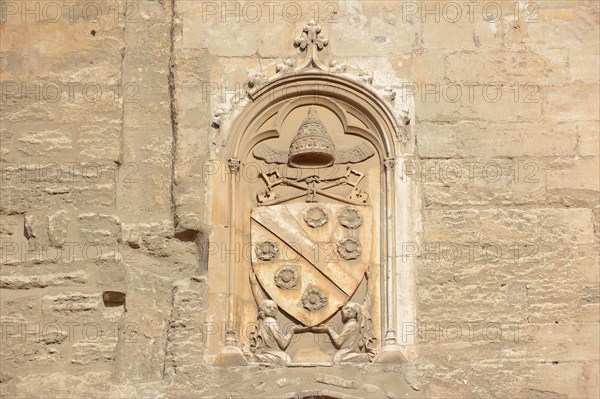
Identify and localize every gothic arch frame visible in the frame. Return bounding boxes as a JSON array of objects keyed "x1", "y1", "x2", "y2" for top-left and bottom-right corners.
[
  {"x1": 226, "y1": 71, "x2": 398, "y2": 162},
  {"x1": 212, "y1": 69, "x2": 410, "y2": 364},
  {"x1": 211, "y1": 20, "x2": 417, "y2": 366}
]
